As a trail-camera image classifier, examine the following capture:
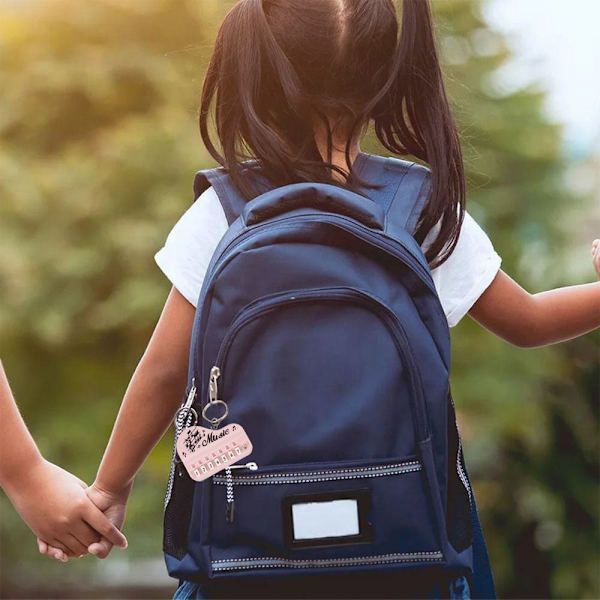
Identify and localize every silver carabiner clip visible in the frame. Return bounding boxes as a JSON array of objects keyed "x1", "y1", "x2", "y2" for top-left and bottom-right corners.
[{"x1": 203, "y1": 366, "x2": 228, "y2": 428}]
